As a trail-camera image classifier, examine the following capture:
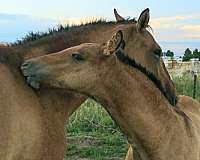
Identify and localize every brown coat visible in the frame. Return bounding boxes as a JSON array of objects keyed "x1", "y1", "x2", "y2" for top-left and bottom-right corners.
[{"x1": 21, "y1": 39, "x2": 200, "y2": 160}]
